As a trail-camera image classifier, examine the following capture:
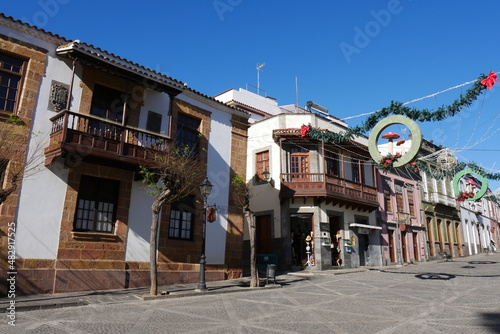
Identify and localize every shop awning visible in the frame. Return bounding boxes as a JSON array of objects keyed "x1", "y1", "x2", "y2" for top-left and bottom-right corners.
[{"x1": 349, "y1": 223, "x2": 382, "y2": 230}]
